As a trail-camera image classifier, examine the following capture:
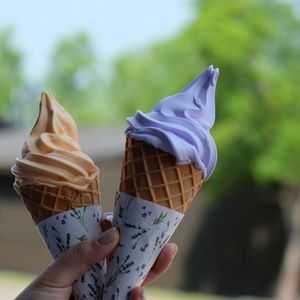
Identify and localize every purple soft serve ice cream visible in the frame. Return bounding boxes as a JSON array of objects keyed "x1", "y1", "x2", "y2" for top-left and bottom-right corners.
[{"x1": 126, "y1": 65, "x2": 219, "y2": 180}]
